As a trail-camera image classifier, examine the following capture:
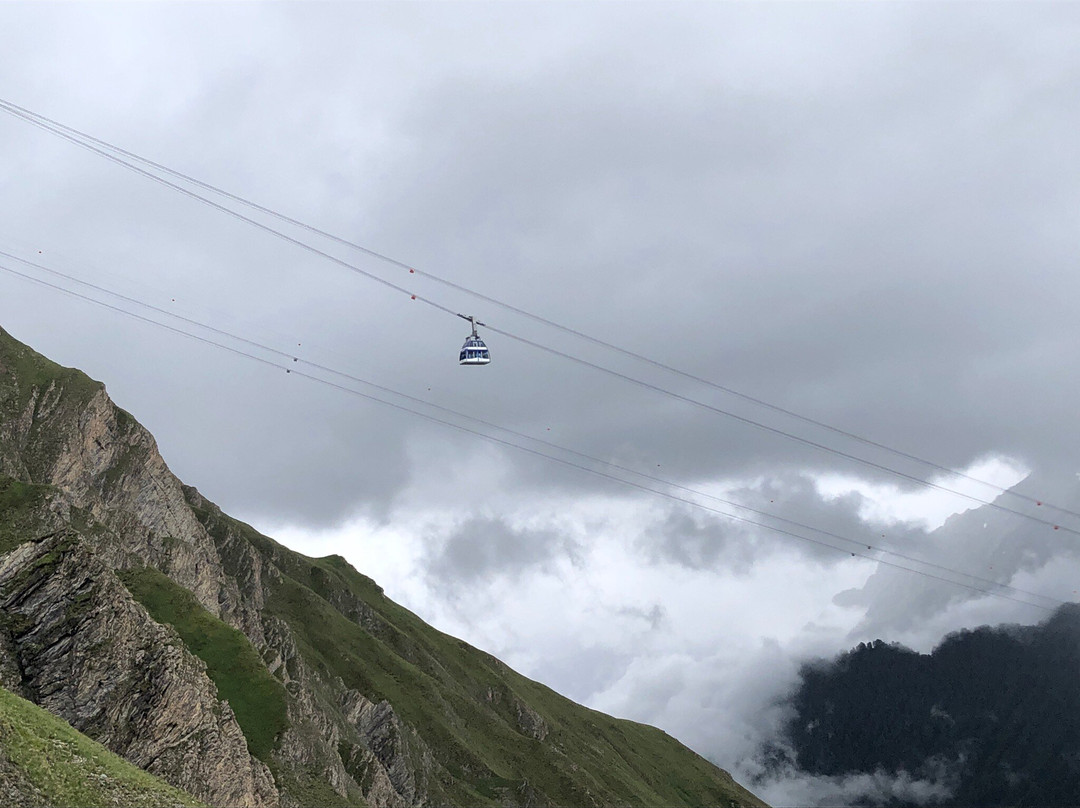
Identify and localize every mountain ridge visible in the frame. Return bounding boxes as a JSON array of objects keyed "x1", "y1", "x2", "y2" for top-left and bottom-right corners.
[
  {"x1": 782, "y1": 604, "x2": 1080, "y2": 806},
  {"x1": 0, "y1": 324, "x2": 766, "y2": 807}
]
